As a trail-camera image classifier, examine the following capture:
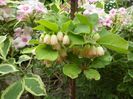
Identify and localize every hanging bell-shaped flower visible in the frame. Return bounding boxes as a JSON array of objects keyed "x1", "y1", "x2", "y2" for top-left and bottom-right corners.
[
  {"x1": 96, "y1": 46, "x2": 105, "y2": 56},
  {"x1": 50, "y1": 34, "x2": 58, "y2": 45},
  {"x1": 57, "y1": 32, "x2": 64, "y2": 41},
  {"x1": 43, "y1": 34, "x2": 51, "y2": 44},
  {"x1": 63, "y1": 35, "x2": 70, "y2": 45}
]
